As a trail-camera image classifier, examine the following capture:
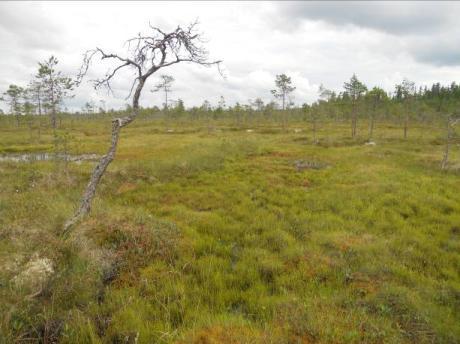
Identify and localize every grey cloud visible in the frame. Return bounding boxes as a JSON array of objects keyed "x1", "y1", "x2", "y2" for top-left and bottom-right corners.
[
  {"x1": 417, "y1": 50, "x2": 460, "y2": 67},
  {"x1": 0, "y1": 2, "x2": 69, "y2": 105},
  {"x1": 275, "y1": 1, "x2": 460, "y2": 67},
  {"x1": 407, "y1": 35, "x2": 460, "y2": 67},
  {"x1": 2, "y1": 1, "x2": 460, "y2": 112},
  {"x1": 0, "y1": 3, "x2": 64, "y2": 51},
  {"x1": 276, "y1": 1, "x2": 456, "y2": 35}
]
